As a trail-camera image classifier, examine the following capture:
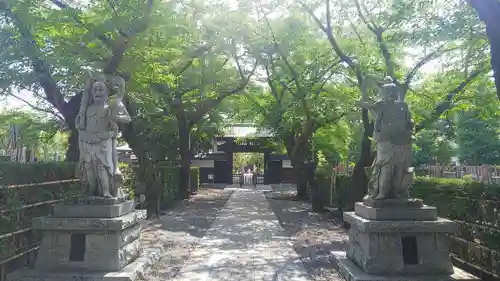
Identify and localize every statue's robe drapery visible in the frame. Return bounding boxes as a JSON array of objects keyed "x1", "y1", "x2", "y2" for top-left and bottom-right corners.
[
  {"x1": 78, "y1": 102, "x2": 126, "y2": 197},
  {"x1": 367, "y1": 101, "x2": 413, "y2": 200}
]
